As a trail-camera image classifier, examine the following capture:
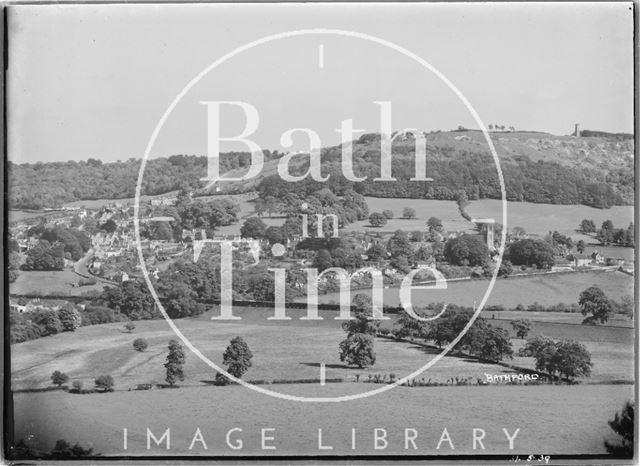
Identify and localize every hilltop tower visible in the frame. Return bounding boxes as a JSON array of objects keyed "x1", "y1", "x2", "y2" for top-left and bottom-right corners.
[{"x1": 574, "y1": 123, "x2": 580, "y2": 137}]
